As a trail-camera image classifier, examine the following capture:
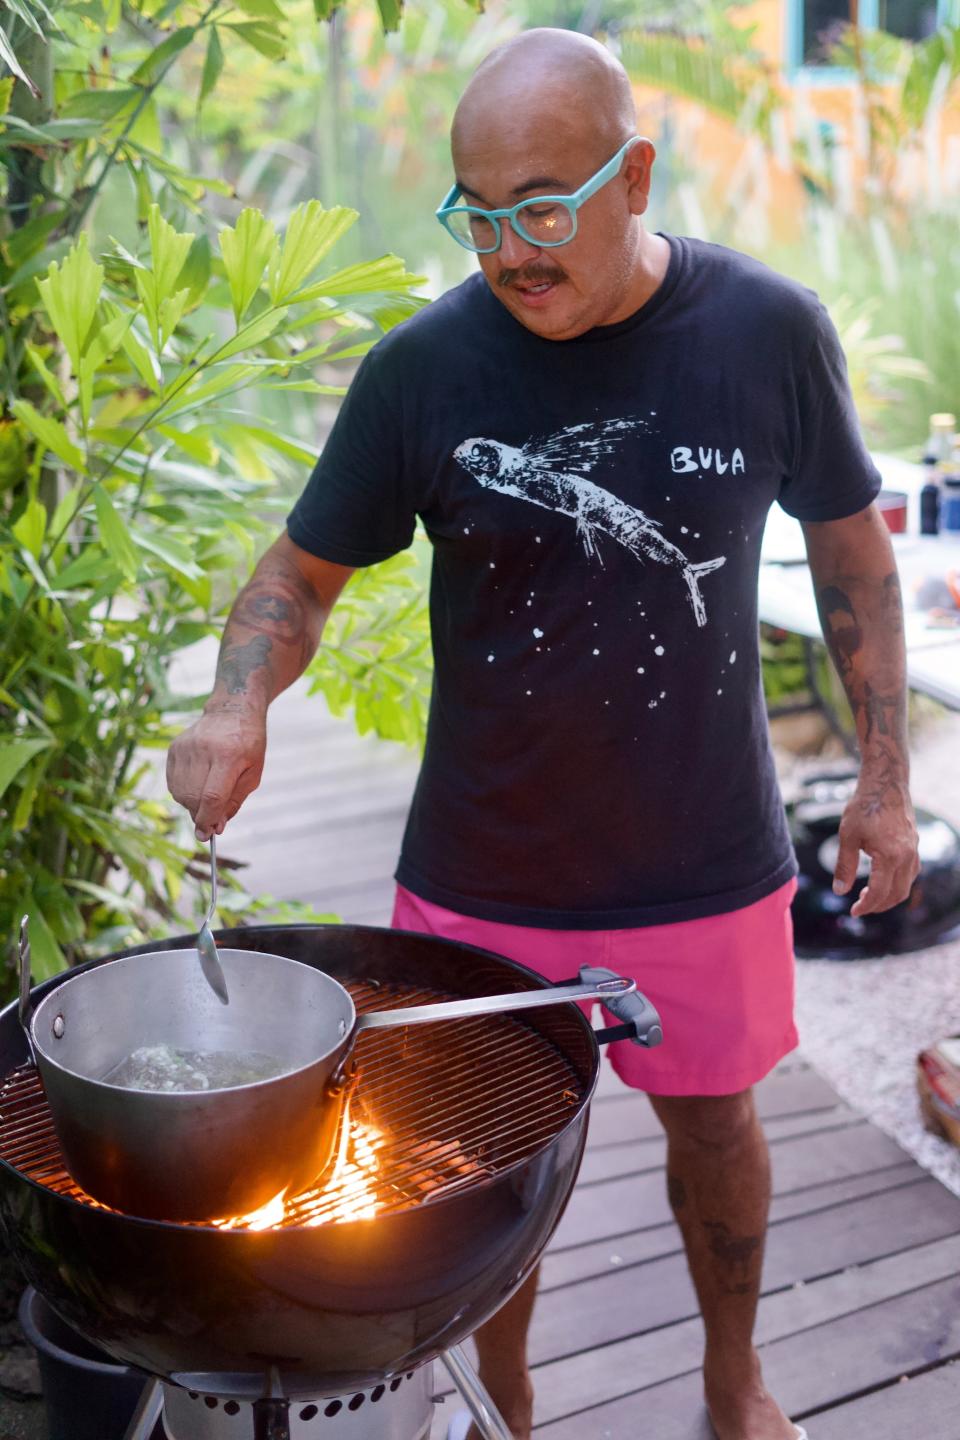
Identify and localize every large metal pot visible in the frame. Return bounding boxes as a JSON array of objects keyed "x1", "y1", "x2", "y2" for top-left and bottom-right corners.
[{"x1": 21, "y1": 930, "x2": 660, "y2": 1221}]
